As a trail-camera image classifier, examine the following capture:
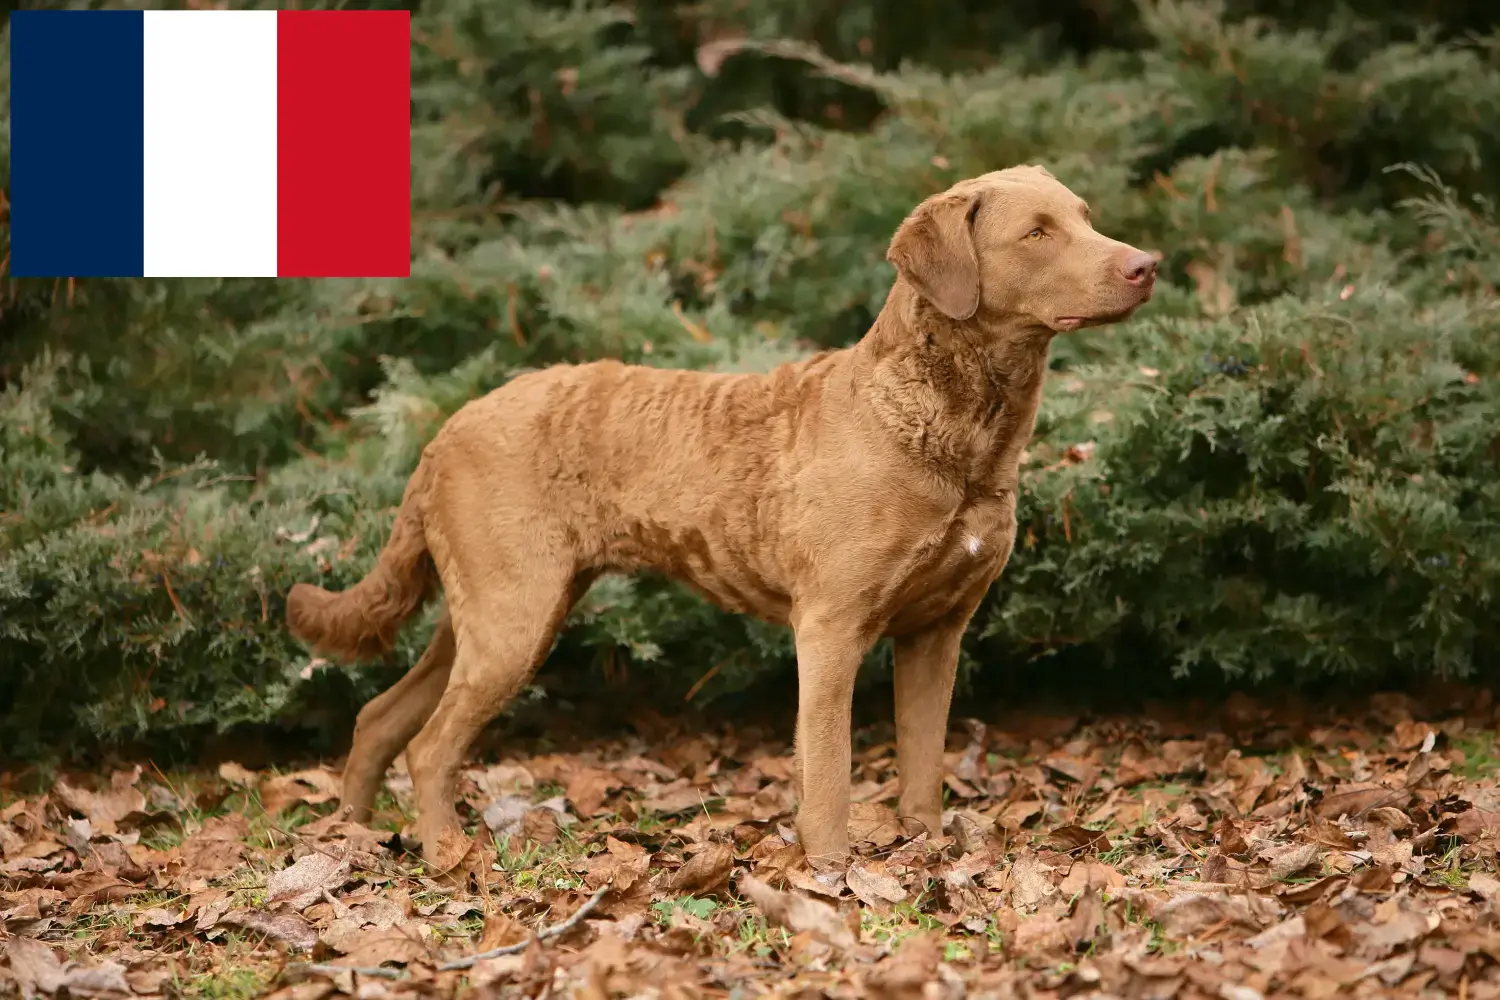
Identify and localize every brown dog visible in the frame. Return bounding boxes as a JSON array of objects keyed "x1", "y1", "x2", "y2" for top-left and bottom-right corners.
[{"x1": 287, "y1": 165, "x2": 1156, "y2": 870}]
